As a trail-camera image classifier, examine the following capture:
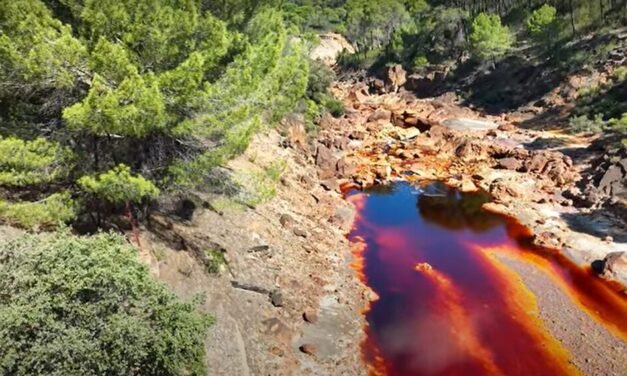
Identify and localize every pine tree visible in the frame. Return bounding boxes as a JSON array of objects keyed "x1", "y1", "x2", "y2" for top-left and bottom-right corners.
[{"x1": 469, "y1": 12, "x2": 513, "y2": 65}]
